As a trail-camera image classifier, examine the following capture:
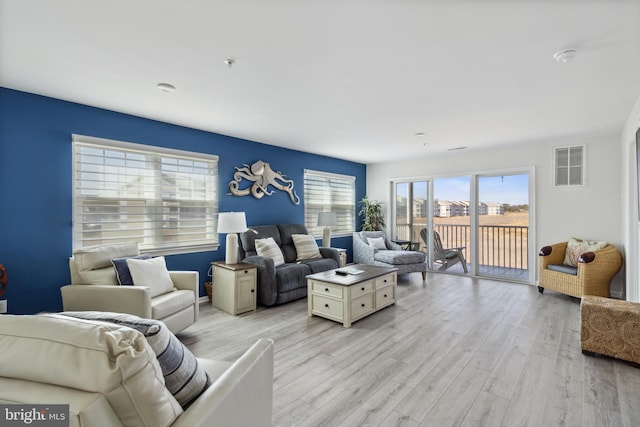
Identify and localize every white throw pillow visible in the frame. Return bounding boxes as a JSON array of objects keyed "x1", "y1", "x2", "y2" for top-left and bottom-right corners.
[
  {"x1": 255, "y1": 237, "x2": 285, "y2": 266},
  {"x1": 127, "y1": 256, "x2": 175, "y2": 297},
  {"x1": 368, "y1": 236, "x2": 387, "y2": 250},
  {"x1": 291, "y1": 234, "x2": 322, "y2": 261}
]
